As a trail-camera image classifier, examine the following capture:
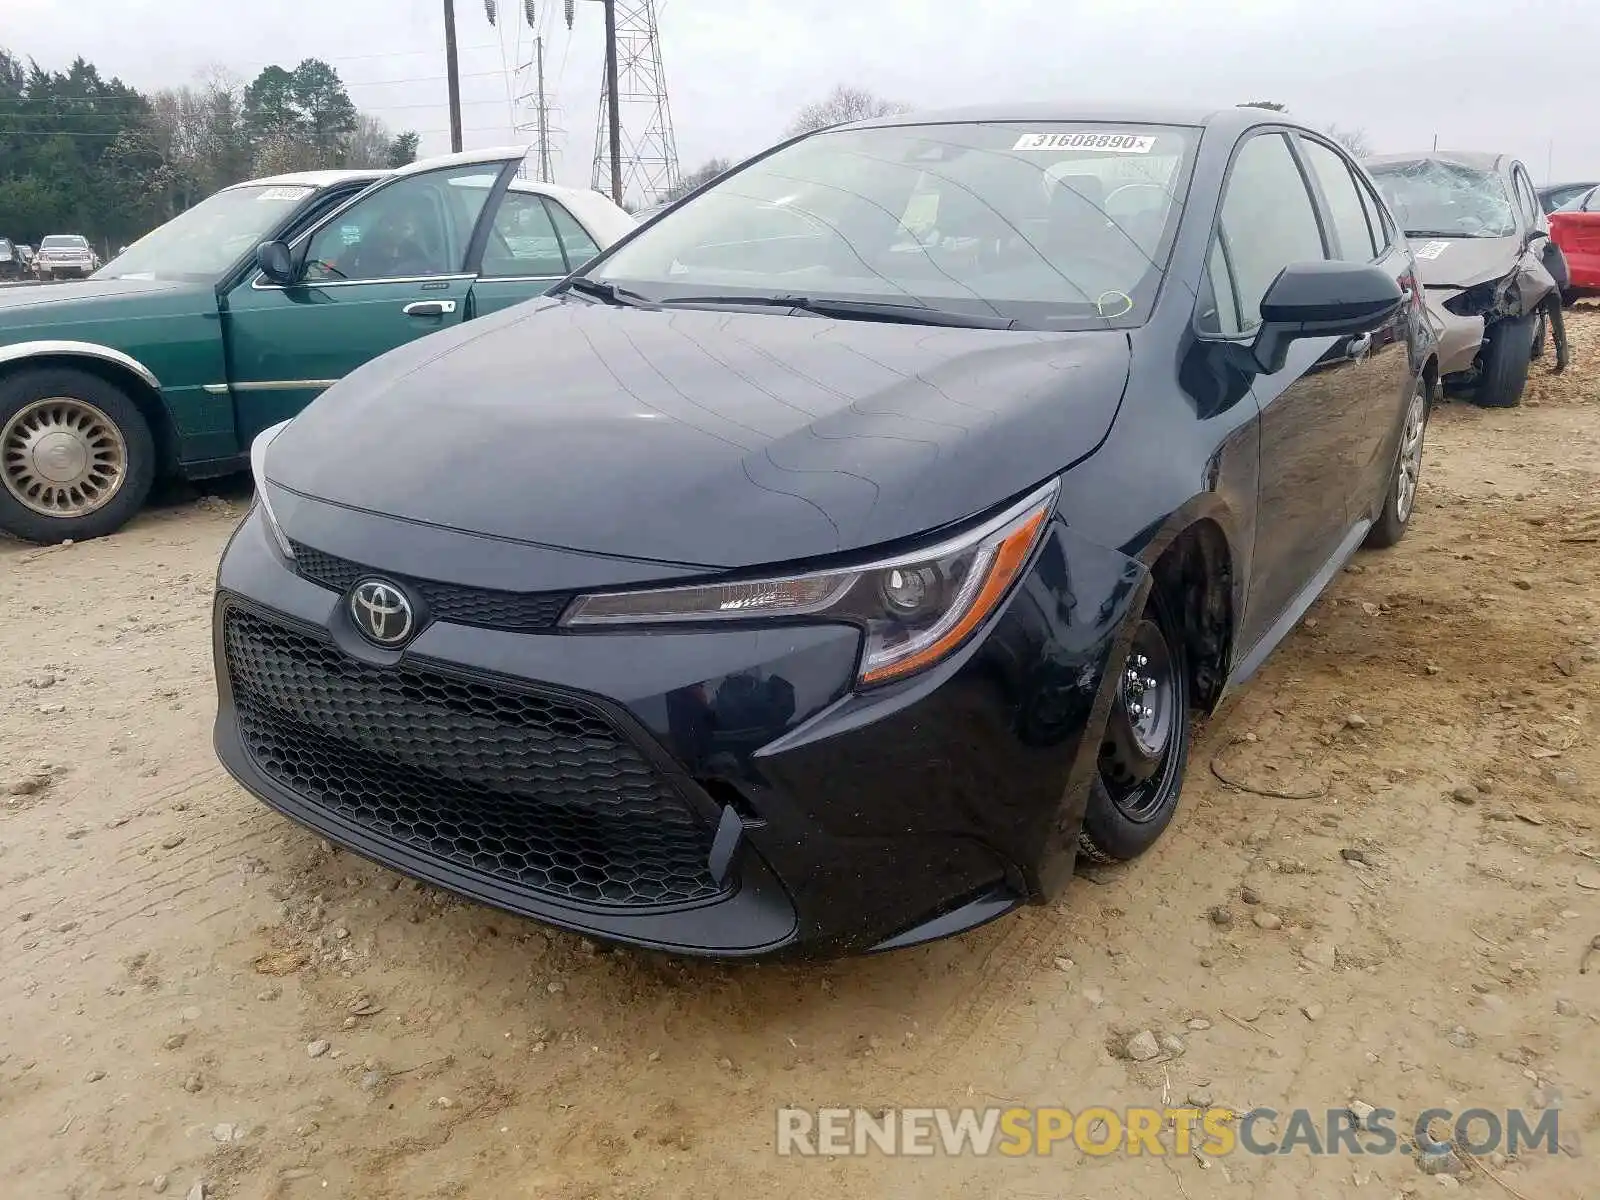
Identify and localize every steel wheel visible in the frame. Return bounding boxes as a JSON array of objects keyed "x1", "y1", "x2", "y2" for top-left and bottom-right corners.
[
  {"x1": 1395, "y1": 381, "x2": 1427, "y2": 523},
  {"x1": 1098, "y1": 616, "x2": 1181, "y2": 822},
  {"x1": 1, "y1": 396, "x2": 129, "y2": 518}
]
